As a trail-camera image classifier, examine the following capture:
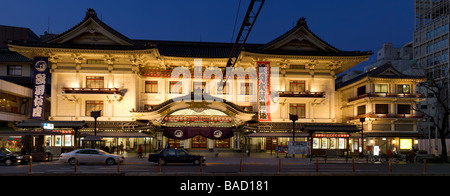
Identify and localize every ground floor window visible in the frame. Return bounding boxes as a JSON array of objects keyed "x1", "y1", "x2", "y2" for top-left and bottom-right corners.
[{"x1": 313, "y1": 137, "x2": 348, "y2": 150}]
